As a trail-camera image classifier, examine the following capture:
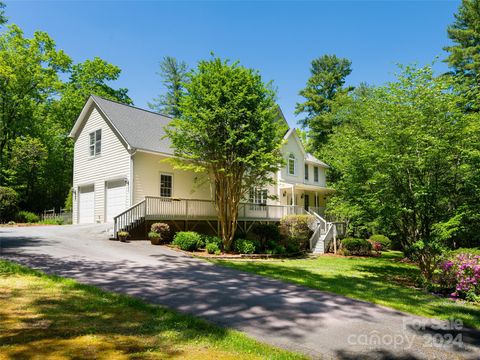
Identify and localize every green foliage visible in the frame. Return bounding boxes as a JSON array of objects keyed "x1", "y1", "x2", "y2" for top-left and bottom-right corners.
[
  {"x1": 444, "y1": 0, "x2": 480, "y2": 110},
  {"x1": 341, "y1": 238, "x2": 372, "y2": 256},
  {"x1": 404, "y1": 240, "x2": 446, "y2": 281},
  {"x1": 369, "y1": 235, "x2": 391, "y2": 250},
  {"x1": 295, "y1": 54, "x2": 353, "y2": 149},
  {"x1": 16, "y1": 211, "x2": 39, "y2": 223},
  {"x1": 234, "y1": 238, "x2": 257, "y2": 254},
  {"x1": 0, "y1": 22, "x2": 131, "y2": 213},
  {"x1": 0, "y1": 186, "x2": 18, "y2": 222},
  {"x1": 149, "y1": 56, "x2": 188, "y2": 117},
  {"x1": 172, "y1": 231, "x2": 202, "y2": 251},
  {"x1": 321, "y1": 65, "x2": 480, "y2": 251},
  {"x1": 279, "y1": 215, "x2": 314, "y2": 251},
  {"x1": 64, "y1": 189, "x2": 72, "y2": 212},
  {"x1": 166, "y1": 56, "x2": 286, "y2": 250},
  {"x1": 117, "y1": 231, "x2": 129, "y2": 239},
  {"x1": 252, "y1": 223, "x2": 280, "y2": 251},
  {"x1": 206, "y1": 242, "x2": 220, "y2": 254},
  {"x1": 0, "y1": 1, "x2": 7, "y2": 25},
  {"x1": 204, "y1": 235, "x2": 222, "y2": 247},
  {"x1": 39, "y1": 217, "x2": 64, "y2": 225}
]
